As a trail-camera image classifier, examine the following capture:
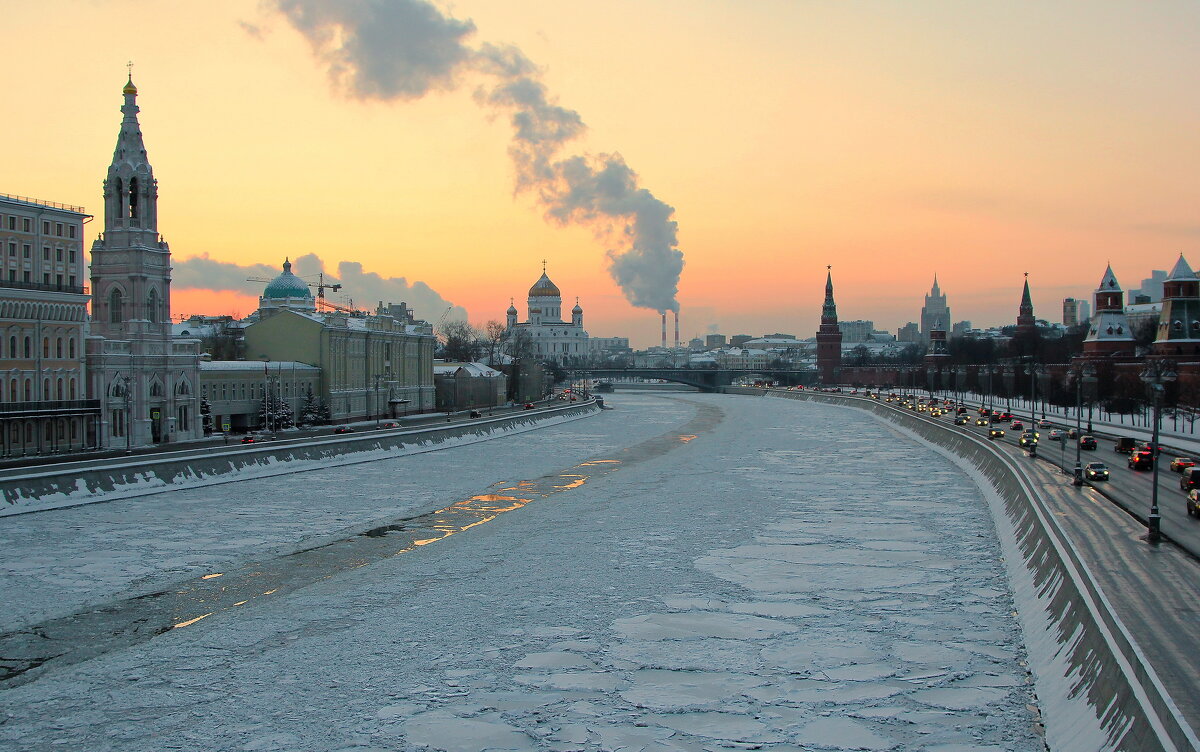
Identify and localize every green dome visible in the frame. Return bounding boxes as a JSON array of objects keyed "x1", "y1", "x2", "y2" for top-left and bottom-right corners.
[{"x1": 263, "y1": 259, "x2": 312, "y2": 299}]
